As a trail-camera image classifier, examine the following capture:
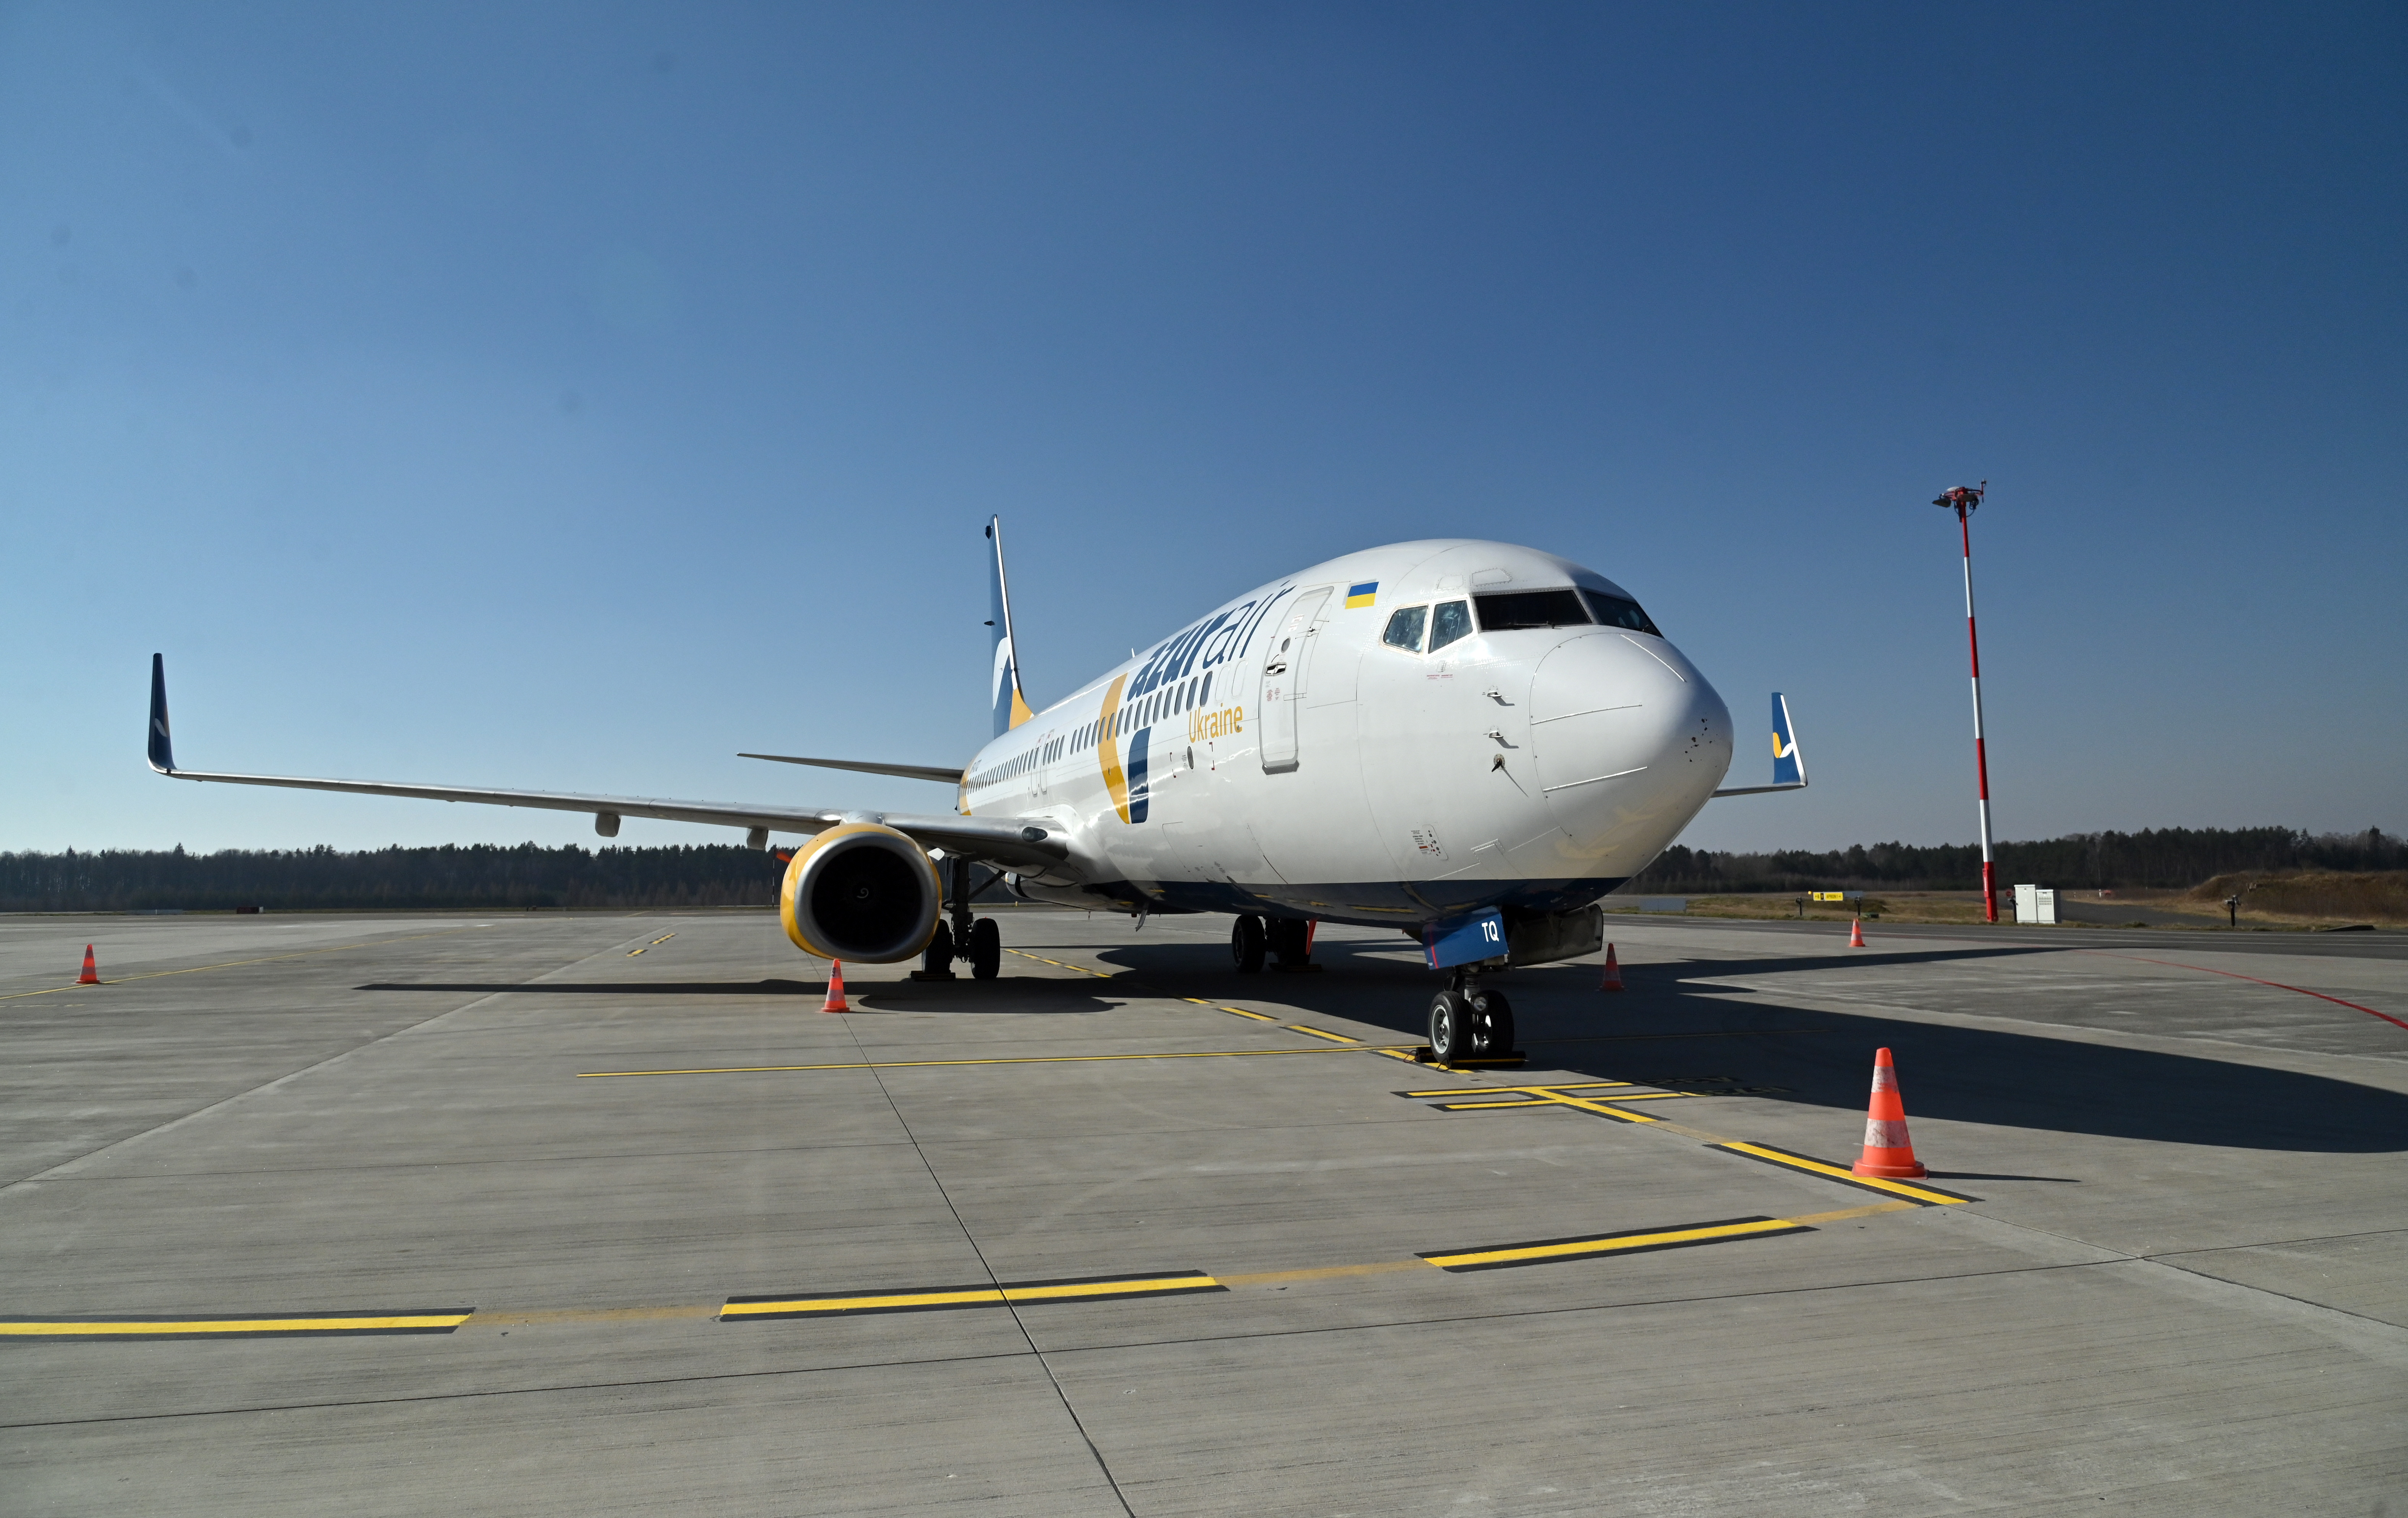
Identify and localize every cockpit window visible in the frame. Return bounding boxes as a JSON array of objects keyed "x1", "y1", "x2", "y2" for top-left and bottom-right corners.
[
  {"x1": 1579, "y1": 588, "x2": 1662, "y2": 636},
  {"x1": 1428, "y1": 600, "x2": 1473, "y2": 651},
  {"x1": 1381, "y1": 606, "x2": 1427, "y2": 652},
  {"x1": 1472, "y1": 588, "x2": 1590, "y2": 630}
]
